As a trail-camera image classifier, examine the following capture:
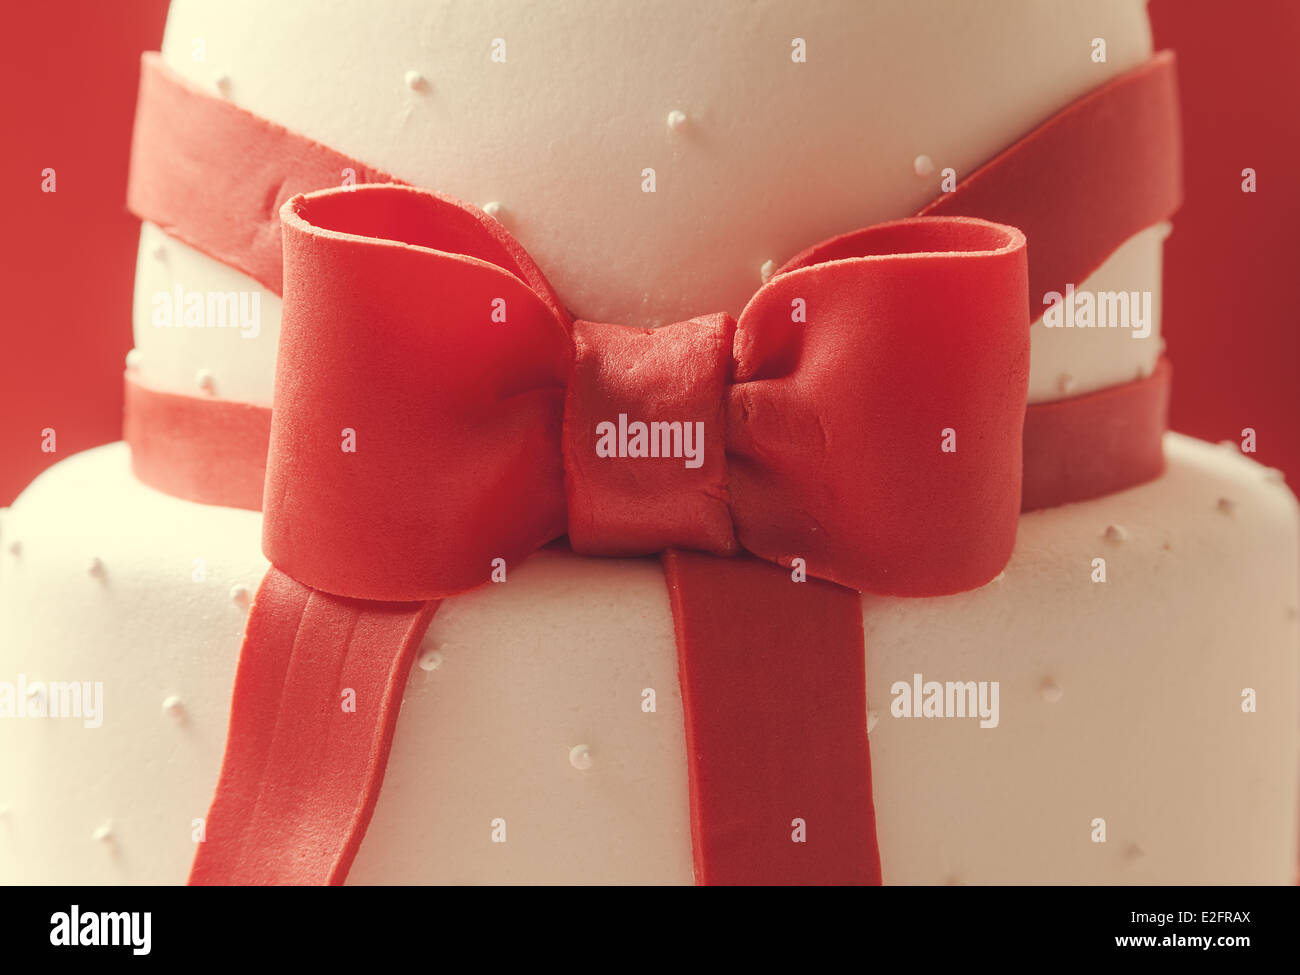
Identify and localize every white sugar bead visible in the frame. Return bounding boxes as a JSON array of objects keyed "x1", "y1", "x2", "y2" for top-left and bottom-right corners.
[{"x1": 162, "y1": 695, "x2": 186, "y2": 722}]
